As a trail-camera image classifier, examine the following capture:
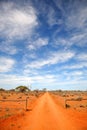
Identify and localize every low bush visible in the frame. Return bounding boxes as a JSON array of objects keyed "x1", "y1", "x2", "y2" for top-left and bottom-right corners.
[
  {"x1": 76, "y1": 96, "x2": 83, "y2": 101},
  {"x1": 66, "y1": 104, "x2": 70, "y2": 108},
  {"x1": 2, "y1": 96, "x2": 7, "y2": 99}
]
